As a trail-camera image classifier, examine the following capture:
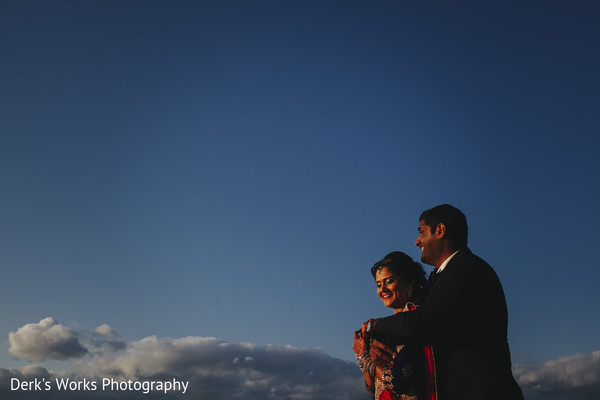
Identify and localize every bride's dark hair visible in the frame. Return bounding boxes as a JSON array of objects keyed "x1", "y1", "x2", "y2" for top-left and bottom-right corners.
[{"x1": 371, "y1": 251, "x2": 428, "y2": 303}]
